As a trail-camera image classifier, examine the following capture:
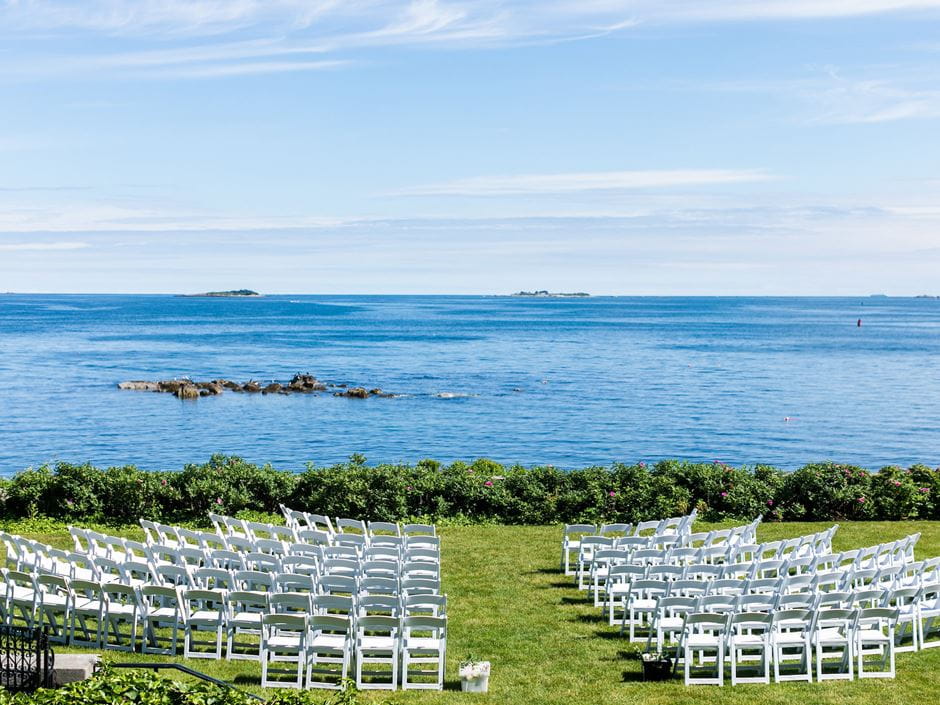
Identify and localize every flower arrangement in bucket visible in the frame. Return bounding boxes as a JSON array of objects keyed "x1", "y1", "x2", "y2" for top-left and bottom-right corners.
[
  {"x1": 640, "y1": 651, "x2": 673, "y2": 681},
  {"x1": 459, "y1": 655, "x2": 491, "y2": 692}
]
